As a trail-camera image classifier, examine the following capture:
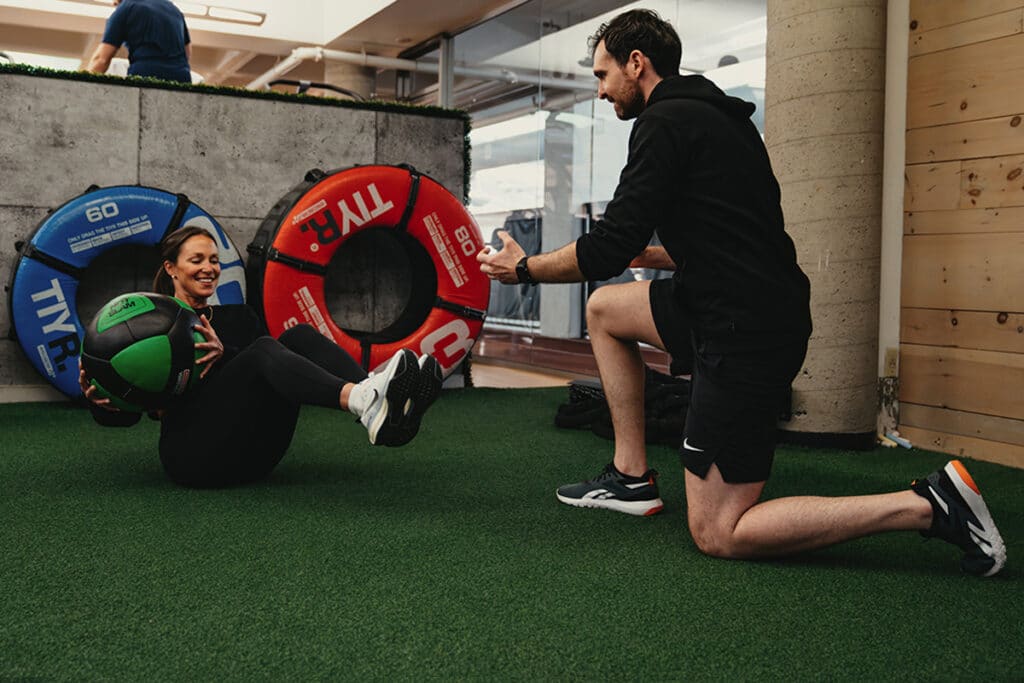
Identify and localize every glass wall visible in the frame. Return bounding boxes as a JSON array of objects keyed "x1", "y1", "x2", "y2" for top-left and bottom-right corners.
[{"x1": 401, "y1": 0, "x2": 767, "y2": 335}]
